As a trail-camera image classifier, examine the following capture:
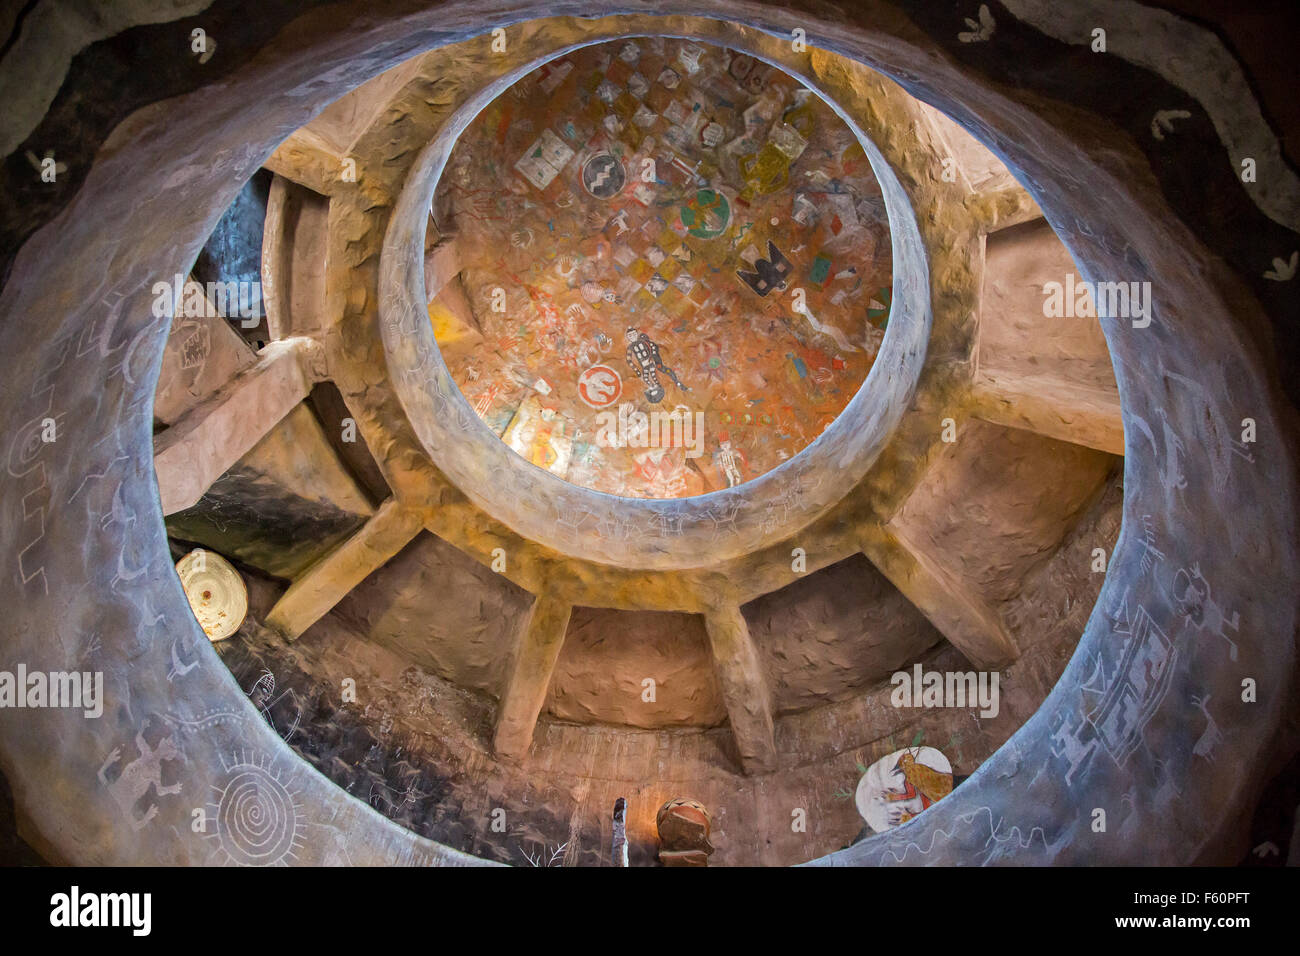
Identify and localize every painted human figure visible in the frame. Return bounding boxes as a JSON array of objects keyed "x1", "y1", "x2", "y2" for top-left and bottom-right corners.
[
  {"x1": 527, "y1": 415, "x2": 560, "y2": 471},
  {"x1": 1172, "y1": 564, "x2": 1239, "y2": 661},
  {"x1": 625, "y1": 327, "x2": 689, "y2": 404},
  {"x1": 715, "y1": 439, "x2": 744, "y2": 488}
]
